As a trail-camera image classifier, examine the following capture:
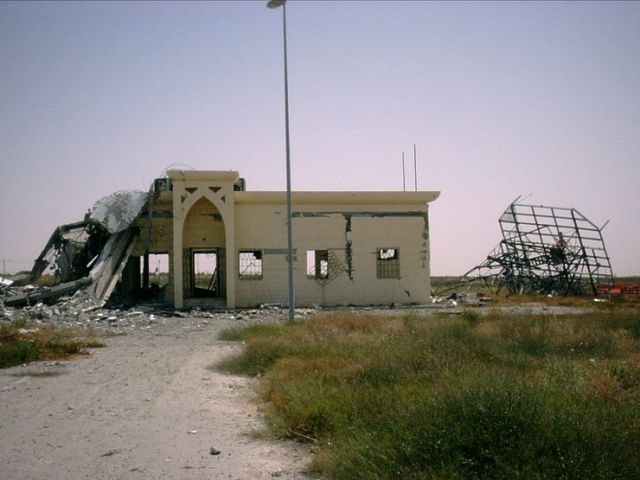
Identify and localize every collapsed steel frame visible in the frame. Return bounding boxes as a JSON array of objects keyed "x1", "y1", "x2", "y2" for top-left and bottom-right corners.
[{"x1": 464, "y1": 199, "x2": 614, "y2": 296}]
